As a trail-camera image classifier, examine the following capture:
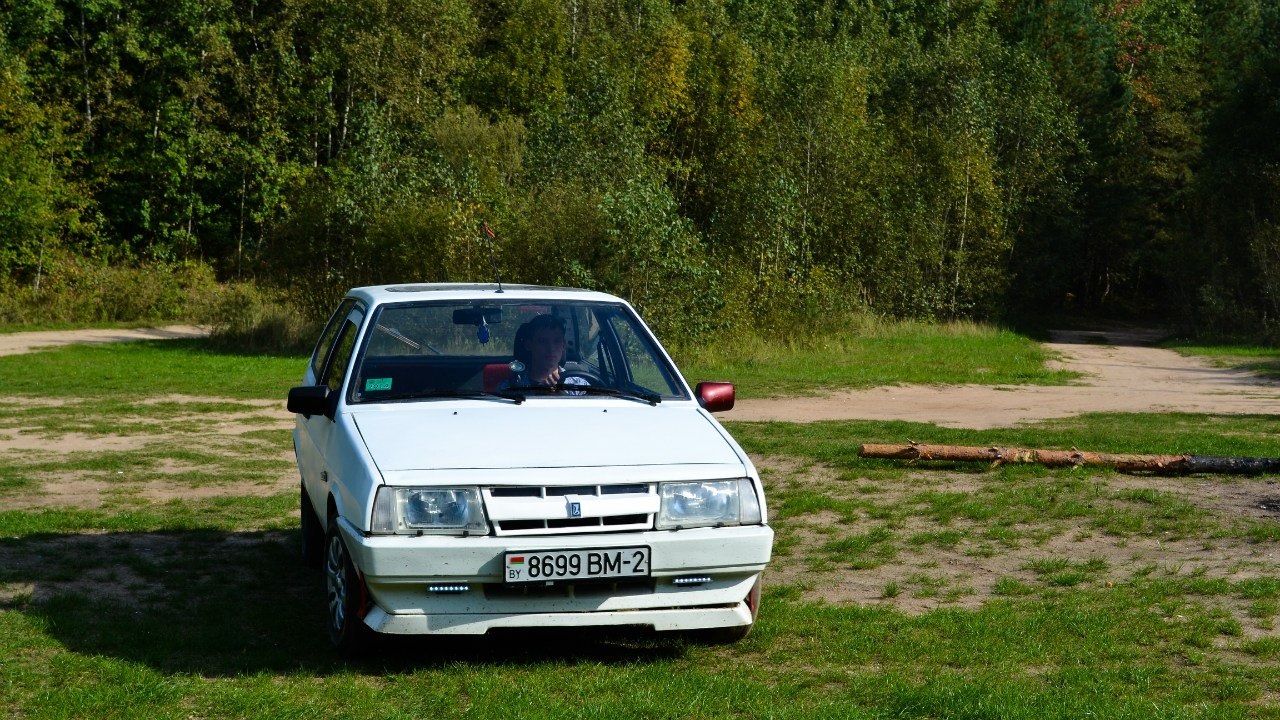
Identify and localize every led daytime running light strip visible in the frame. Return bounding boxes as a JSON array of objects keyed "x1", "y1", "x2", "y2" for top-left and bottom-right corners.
[
  {"x1": 672, "y1": 576, "x2": 712, "y2": 586},
  {"x1": 428, "y1": 584, "x2": 471, "y2": 593}
]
